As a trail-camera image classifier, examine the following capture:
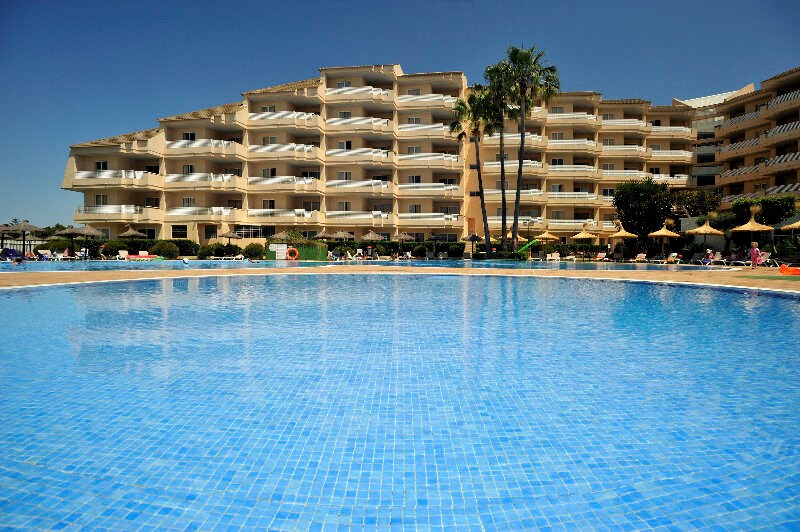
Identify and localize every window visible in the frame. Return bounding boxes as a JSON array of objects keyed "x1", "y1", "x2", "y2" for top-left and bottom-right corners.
[
  {"x1": 650, "y1": 119, "x2": 661, "y2": 126},
  {"x1": 602, "y1": 113, "x2": 614, "y2": 120},
  {"x1": 550, "y1": 158, "x2": 564, "y2": 165},
  {"x1": 753, "y1": 182, "x2": 768, "y2": 192},
  {"x1": 338, "y1": 111, "x2": 352, "y2": 119},
  {"x1": 648, "y1": 167, "x2": 660, "y2": 174},
  {"x1": 301, "y1": 171, "x2": 320, "y2": 178},
  {"x1": 440, "y1": 205, "x2": 459, "y2": 215},
  {"x1": 602, "y1": 163, "x2": 615, "y2": 171},
  {"x1": 550, "y1": 106, "x2": 564, "y2": 114},
  {"x1": 602, "y1": 138, "x2": 615, "y2": 146},
  {"x1": 95, "y1": 161, "x2": 108, "y2": 170},
  {"x1": 263, "y1": 136, "x2": 277, "y2": 145},
  {"x1": 337, "y1": 81, "x2": 352, "y2": 88},
  {"x1": 408, "y1": 175, "x2": 421, "y2": 184},
  {"x1": 521, "y1": 208, "x2": 540, "y2": 217},
  {"x1": 495, "y1": 152, "x2": 509, "y2": 161},
  {"x1": 650, "y1": 144, "x2": 661, "y2": 150},
  {"x1": 373, "y1": 174, "x2": 390, "y2": 182},
  {"x1": 754, "y1": 156, "x2": 768, "y2": 164},
  {"x1": 227, "y1": 199, "x2": 243, "y2": 209},
  {"x1": 550, "y1": 184, "x2": 564, "y2": 192},
  {"x1": 182, "y1": 164, "x2": 195, "y2": 174},
  {"x1": 574, "y1": 186, "x2": 590, "y2": 193},
  {"x1": 94, "y1": 194, "x2": 108, "y2": 206},
  {"x1": 262, "y1": 199, "x2": 275, "y2": 209},
  {"x1": 551, "y1": 210, "x2": 565, "y2": 219},
  {"x1": 182, "y1": 197, "x2": 195, "y2": 207},
  {"x1": 144, "y1": 197, "x2": 160, "y2": 208},
  {"x1": 407, "y1": 117, "x2": 421, "y2": 124},
  {"x1": 261, "y1": 105, "x2": 276, "y2": 112},
  {"x1": 372, "y1": 203, "x2": 392, "y2": 212},
  {"x1": 550, "y1": 132, "x2": 564, "y2": 140},
  {"x1": 262, "y1": 167, "x2": 277, "y2": 178},
  {"x1": 227, "y1": 167, "x2": 242, "y2": 177},
  {"x1": 438, "y1": 177, "x2": 457, "y2": 185},
  {"x1": 172, "y1": 225, "x2": 188, "y2": 239},
  {"x1": 411, "y1": 232, "x2": 425, "y2": 242},
  {"x1": 602, "y1": 188, "x2": 615, "y2": 197},
  {"x1": 145, "y1": 164, "x2": 159, "y2": 174},
  {"x1": 337, "y1": 201, "x2": 351, "y2": 211},
  {"x1": 407, "y1": 146, "x2": 422, "y2": 154},
  {"x1": 337, "y1": 171, "x2": 352, "y2": 180},
  {"x1": 338, "y1": 140, "x2": 352, "y2": 150},
  {"x1": 602, "y1": 213, "x2": 615, "y2": 222},
  {"x1": 408, "y1": 204, "x2": 422, "y2": 213},
  {"x1": 204, "y1": 225, "x2": 218, "y2": 239},
  {"x1": 575, "y1": 210, "x2": 591, "y2": 219},
  {"x1": 99, "y1": 228, "x2": 110, "y2": 239},
  {"x1": 182, "y1": 132, "x2": 196, "y2": 141},
  {"x1": 407, "y1": 88, "x2": 421, "y2": 95},
  {"x1": 496, "y1": 180, "x2": 509, "y2": 189},
  {"x1": 302, "y1": 201, "x2": 320, "y2": 211}
]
